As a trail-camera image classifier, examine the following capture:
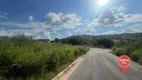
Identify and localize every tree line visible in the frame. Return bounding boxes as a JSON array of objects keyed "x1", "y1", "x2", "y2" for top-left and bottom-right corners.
[{"x1": 52, "y1": 33, "x2": 142, "y2": 48}]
